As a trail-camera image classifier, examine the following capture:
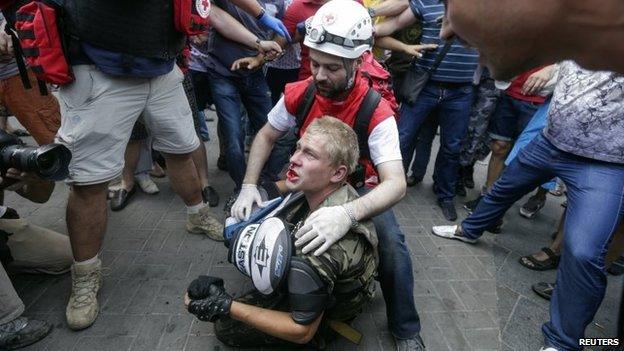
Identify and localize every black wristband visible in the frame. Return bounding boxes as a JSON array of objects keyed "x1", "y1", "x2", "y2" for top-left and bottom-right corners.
[{"x1": 255, "y1": 8, "x2": 265, "y2": 20}]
